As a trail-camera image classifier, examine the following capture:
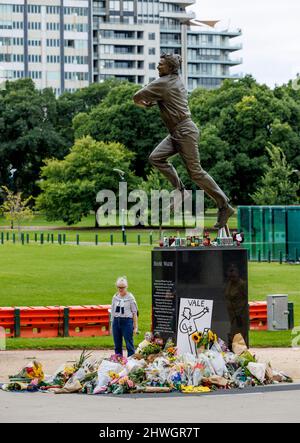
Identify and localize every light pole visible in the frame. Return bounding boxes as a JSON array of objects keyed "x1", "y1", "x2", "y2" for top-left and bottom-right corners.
[{"x1": 113, "y1": 168, "x2": 126, "y2": 242}]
